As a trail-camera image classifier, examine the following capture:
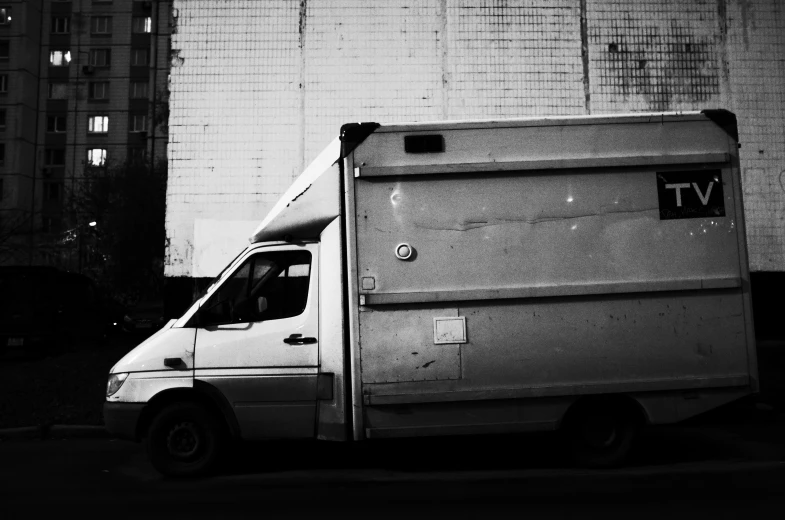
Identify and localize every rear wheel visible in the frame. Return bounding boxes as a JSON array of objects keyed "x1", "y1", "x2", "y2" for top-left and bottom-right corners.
[
  {"x1": 145, "y1": 402, "x2": 224, "y2": 477},
  {"x1": 563, "y1": 399, "x2": 640, "y2": 468}
]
